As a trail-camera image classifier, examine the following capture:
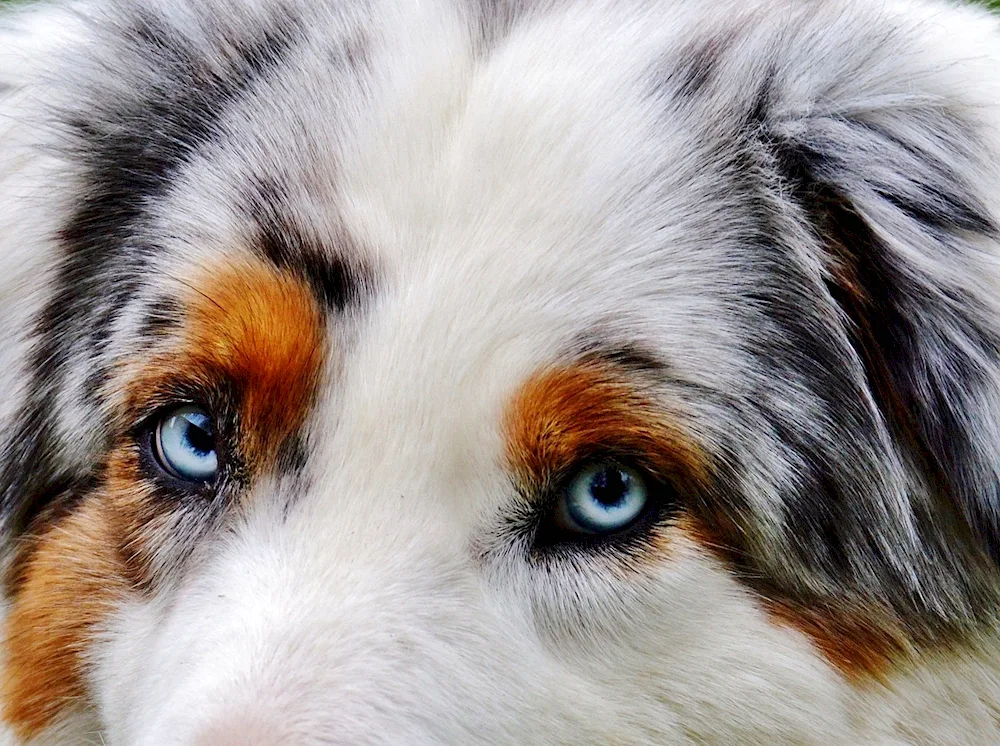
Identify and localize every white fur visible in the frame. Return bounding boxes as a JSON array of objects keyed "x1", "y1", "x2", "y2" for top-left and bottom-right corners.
[{"x1": 3, "y1": 0, "x2": 1000, "y2": 743}]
